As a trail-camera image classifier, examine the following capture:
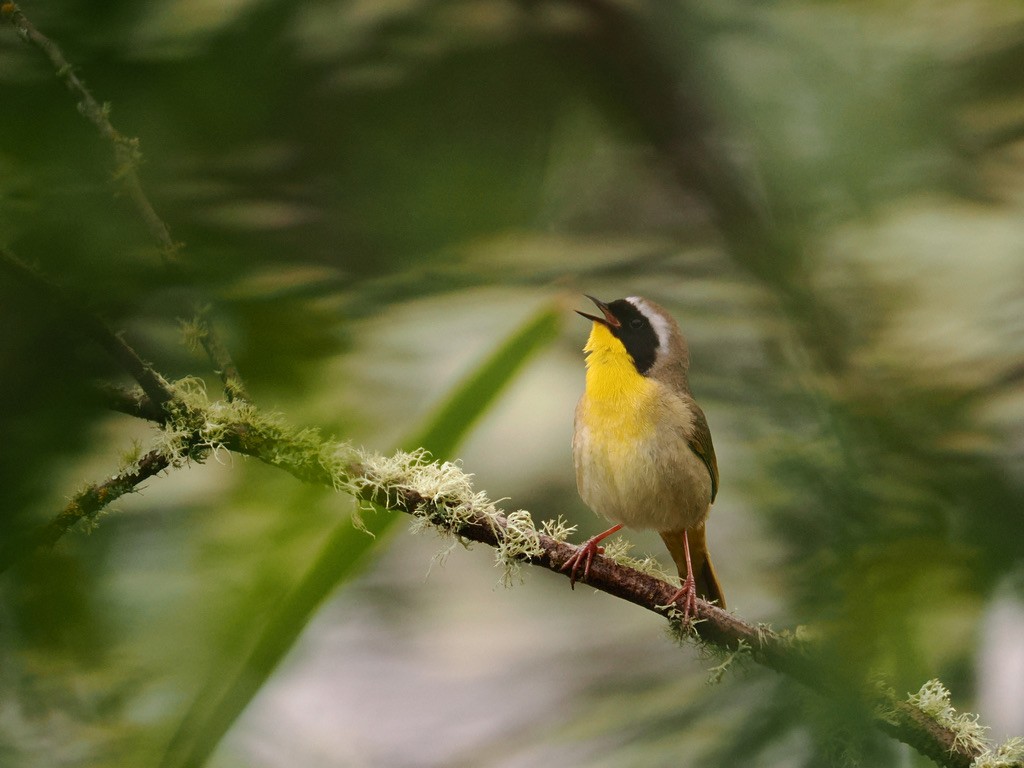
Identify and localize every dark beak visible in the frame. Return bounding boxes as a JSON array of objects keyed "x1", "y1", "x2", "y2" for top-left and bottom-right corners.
[{"x1": 575, "y1": 295, "x2": 621, "y2": 328}]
